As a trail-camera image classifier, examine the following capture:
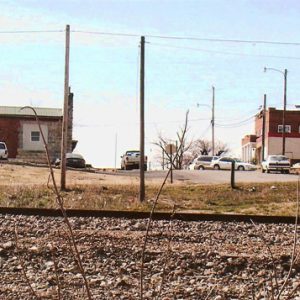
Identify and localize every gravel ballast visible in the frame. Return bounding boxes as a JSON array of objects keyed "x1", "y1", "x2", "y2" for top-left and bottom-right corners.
[{"x1": 0, "y1": 214, "x2": 300, "y2": 299}]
